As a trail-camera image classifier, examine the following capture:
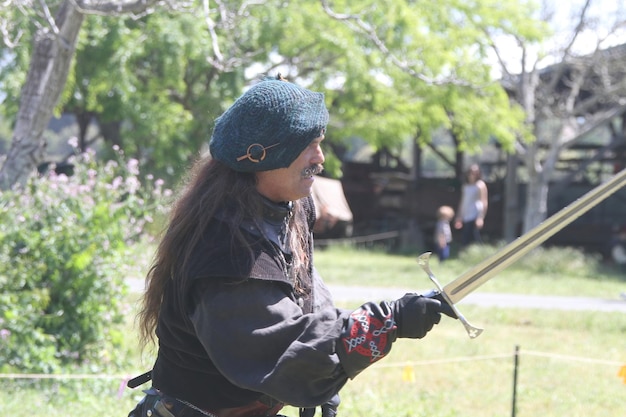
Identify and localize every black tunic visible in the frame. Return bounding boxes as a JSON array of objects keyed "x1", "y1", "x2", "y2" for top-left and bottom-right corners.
[{"x1": 151, "y1": 196, "x2": 401, "y2": 411}]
